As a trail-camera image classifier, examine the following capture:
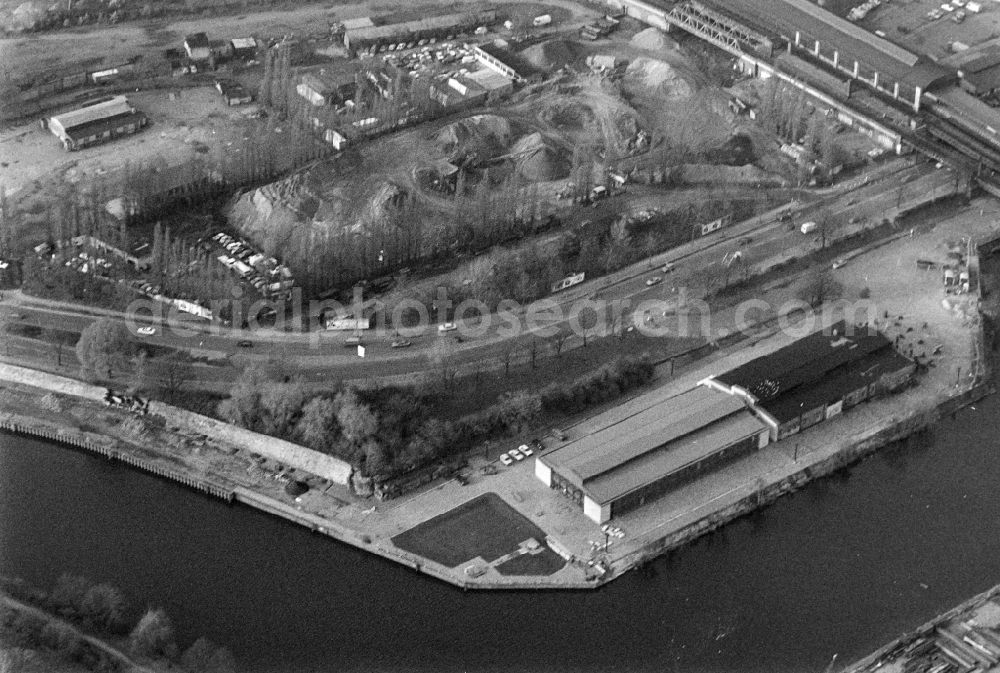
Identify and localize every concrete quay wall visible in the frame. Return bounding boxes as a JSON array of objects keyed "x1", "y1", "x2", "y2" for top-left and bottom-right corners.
[
  {"x1": 608, "y1": 384, "x2": 991, "y2": 580},
  {"x1": 0, "y1": 415, "x2": 235, "y2": 502},
  {"x1": 845, "y1": 581, "x2": 1000, "y2": 673}
]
